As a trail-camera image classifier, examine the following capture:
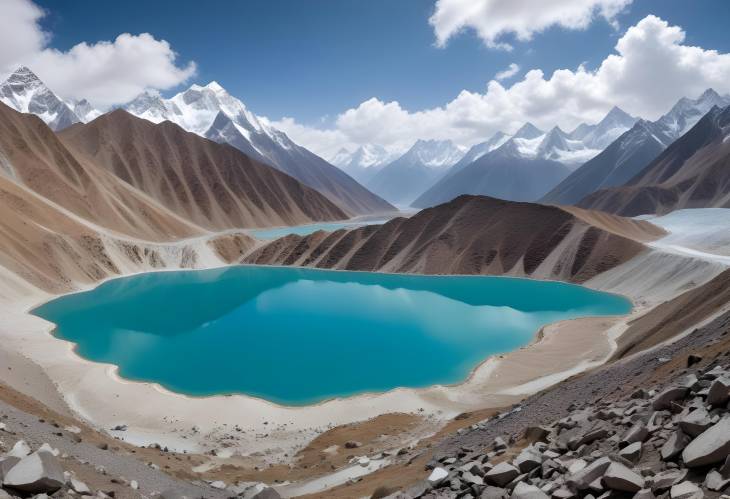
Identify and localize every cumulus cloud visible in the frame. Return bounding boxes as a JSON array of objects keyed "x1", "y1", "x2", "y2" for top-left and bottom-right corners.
[
  {"x1": 495, "y1": 63, "x2": 520, "y2": 81},
  {"x1": 429, "y1": 0, "x2": 633, "y2": 49},
  {"x1": 0, "y1": 0, "x2": 195, "y2": 107},
  {"x1": 273, "y1": 15, "x2": 730, "y2": 158}
]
